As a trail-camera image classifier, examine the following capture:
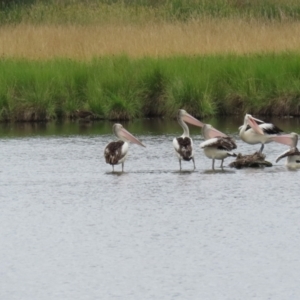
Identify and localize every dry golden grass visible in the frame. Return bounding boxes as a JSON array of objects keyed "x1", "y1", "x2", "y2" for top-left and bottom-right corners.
[{"x1": 1, "y1": 19, "x2": 300, "y2": 59}]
